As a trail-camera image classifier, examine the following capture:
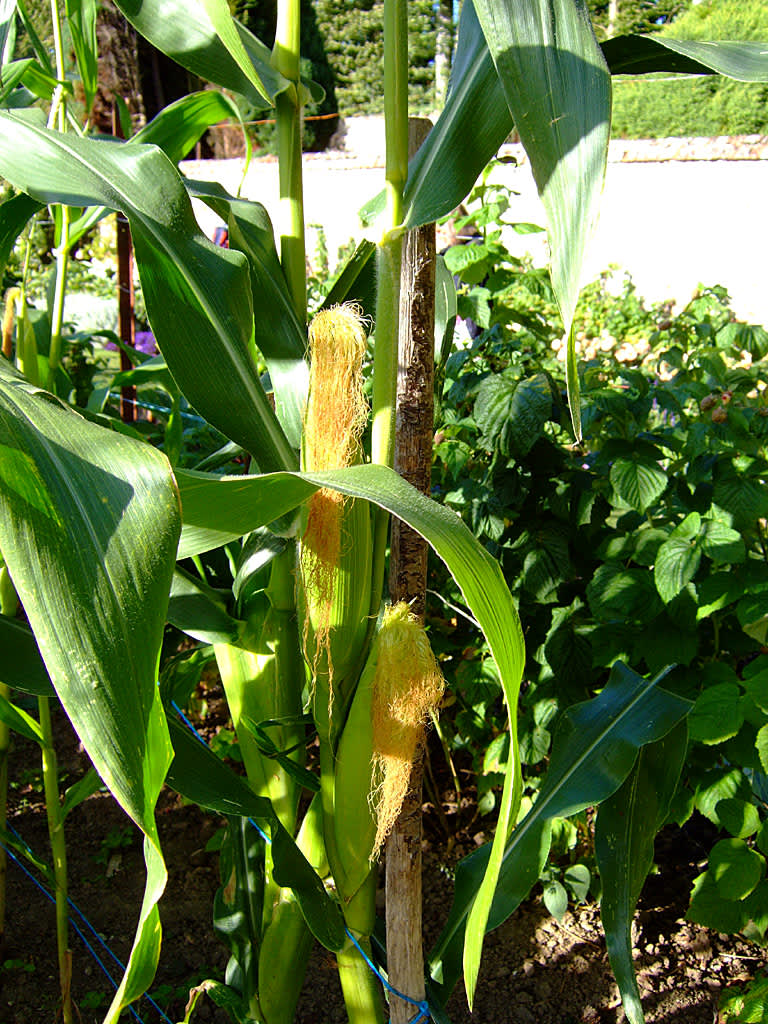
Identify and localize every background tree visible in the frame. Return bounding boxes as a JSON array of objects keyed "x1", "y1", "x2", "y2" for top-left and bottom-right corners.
[
  {"x1": 588, "y1": 0, "x2": 691, "y2": 40},
  {"x1": 313, "y1": 0, "x2": 435, "y2": 116}
]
